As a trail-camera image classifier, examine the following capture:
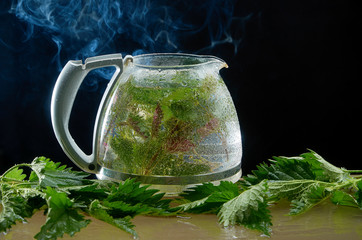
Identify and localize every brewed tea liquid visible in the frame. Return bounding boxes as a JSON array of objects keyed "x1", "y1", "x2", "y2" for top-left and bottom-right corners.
[{"x1": 97, "y1": 71, "x2": 242, "y2": 178}]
